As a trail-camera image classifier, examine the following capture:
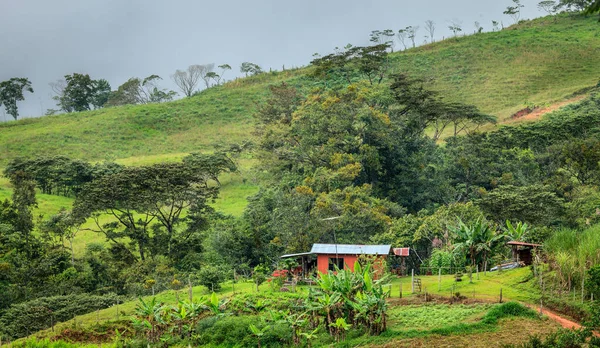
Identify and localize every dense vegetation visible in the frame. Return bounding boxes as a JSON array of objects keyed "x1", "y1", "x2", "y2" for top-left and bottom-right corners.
[{"x1": 2, "y1": 8, "x2": 600, "y2": 347}]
